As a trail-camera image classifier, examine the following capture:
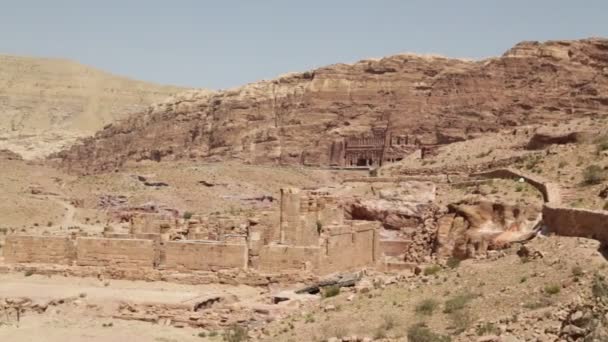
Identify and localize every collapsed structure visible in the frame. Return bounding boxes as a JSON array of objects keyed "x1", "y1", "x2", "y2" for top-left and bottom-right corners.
[{"x1": 2, "y1": 188, "x2": 380, "y2": 277}]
